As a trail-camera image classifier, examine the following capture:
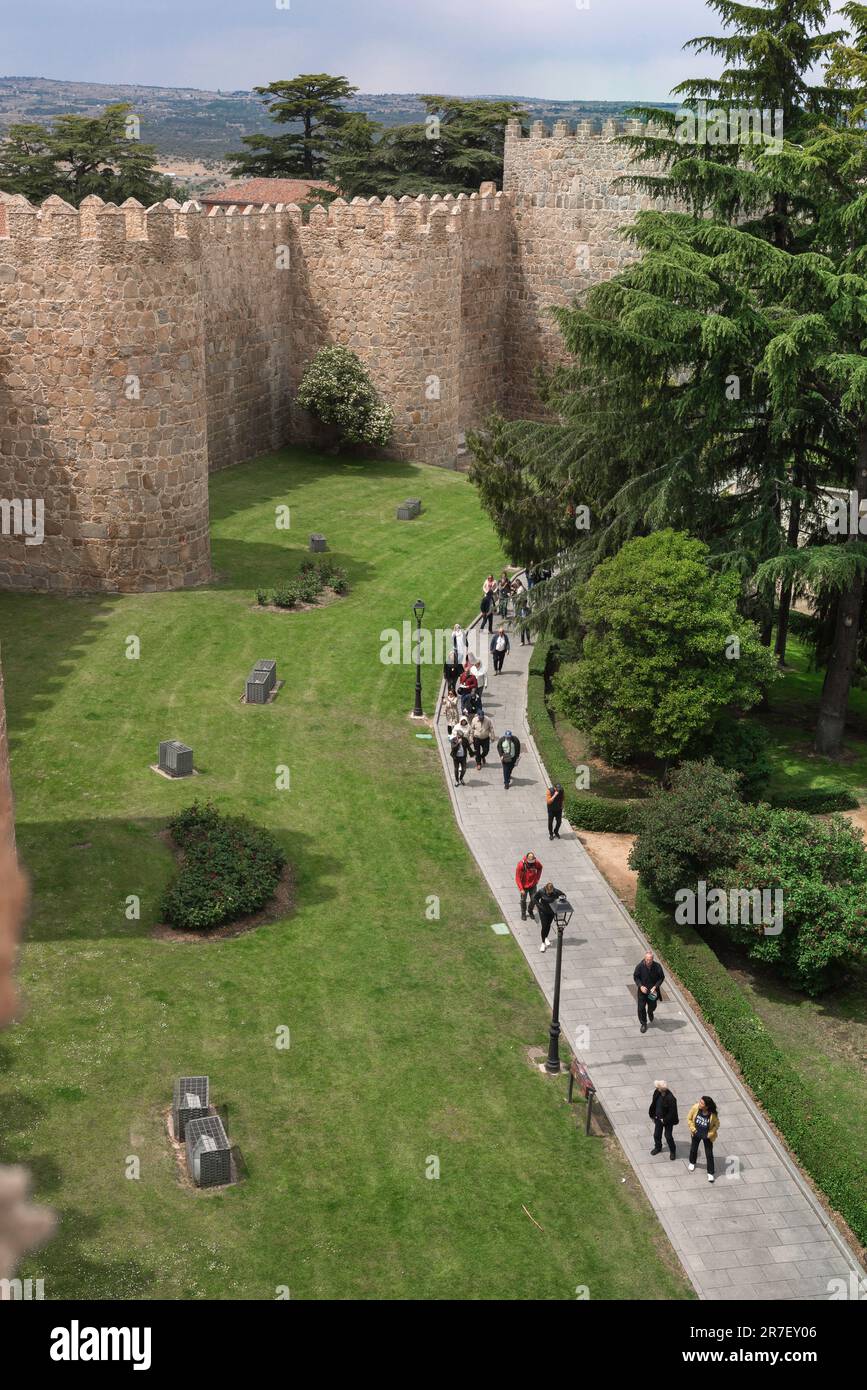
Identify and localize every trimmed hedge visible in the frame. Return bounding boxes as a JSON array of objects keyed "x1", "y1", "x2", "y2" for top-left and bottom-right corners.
[
  {"x1": 162, "y1": 801, "x2": 286, "y2": 931},
  {"x1": 527, "y1": 638, "x2": 641, "y2": 833},
  {"x1": 766, "y1": 787, "x2": 859, "y2": 814},
  {"x1": 634, "y1": 881, "x2": 867, "y2": 1247}
]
